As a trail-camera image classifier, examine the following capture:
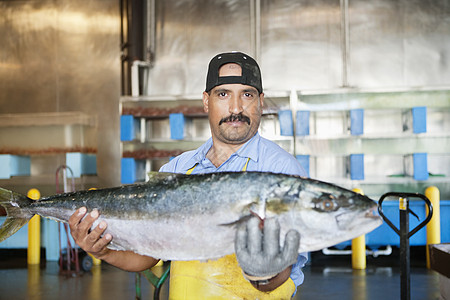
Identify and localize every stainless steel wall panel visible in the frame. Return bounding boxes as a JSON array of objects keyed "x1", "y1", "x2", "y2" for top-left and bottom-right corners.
[
  {"x1": 260, "y1": 0, "x2": 343, "y2": 91},
  {"x1": 402, "y1": 1, "x2": 450, "y2": 86},
  {"x1": 348, "y1": 0, "x2": 450, "y2": 88},
  {"x1": 146, "y1": 0, "x2": 252, "y2": 96},
  {"x1": 144, "y1": 0, "x2": 450, "y2": 94},
  {"x1": 0, "y1": 2, "x2": 59, "y2": 112},
  {"x1": 347, "y1": 0, "x2": 404, "y2": 88},
  {"x1": 0, "y1": 0, "x2": 121, "y2": 188}
]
